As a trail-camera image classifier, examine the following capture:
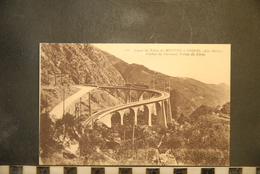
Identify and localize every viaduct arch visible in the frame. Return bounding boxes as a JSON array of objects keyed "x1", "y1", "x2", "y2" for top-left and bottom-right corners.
[{"x1": 83, "y1": 86, "x2": 172, "y2": 133}]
